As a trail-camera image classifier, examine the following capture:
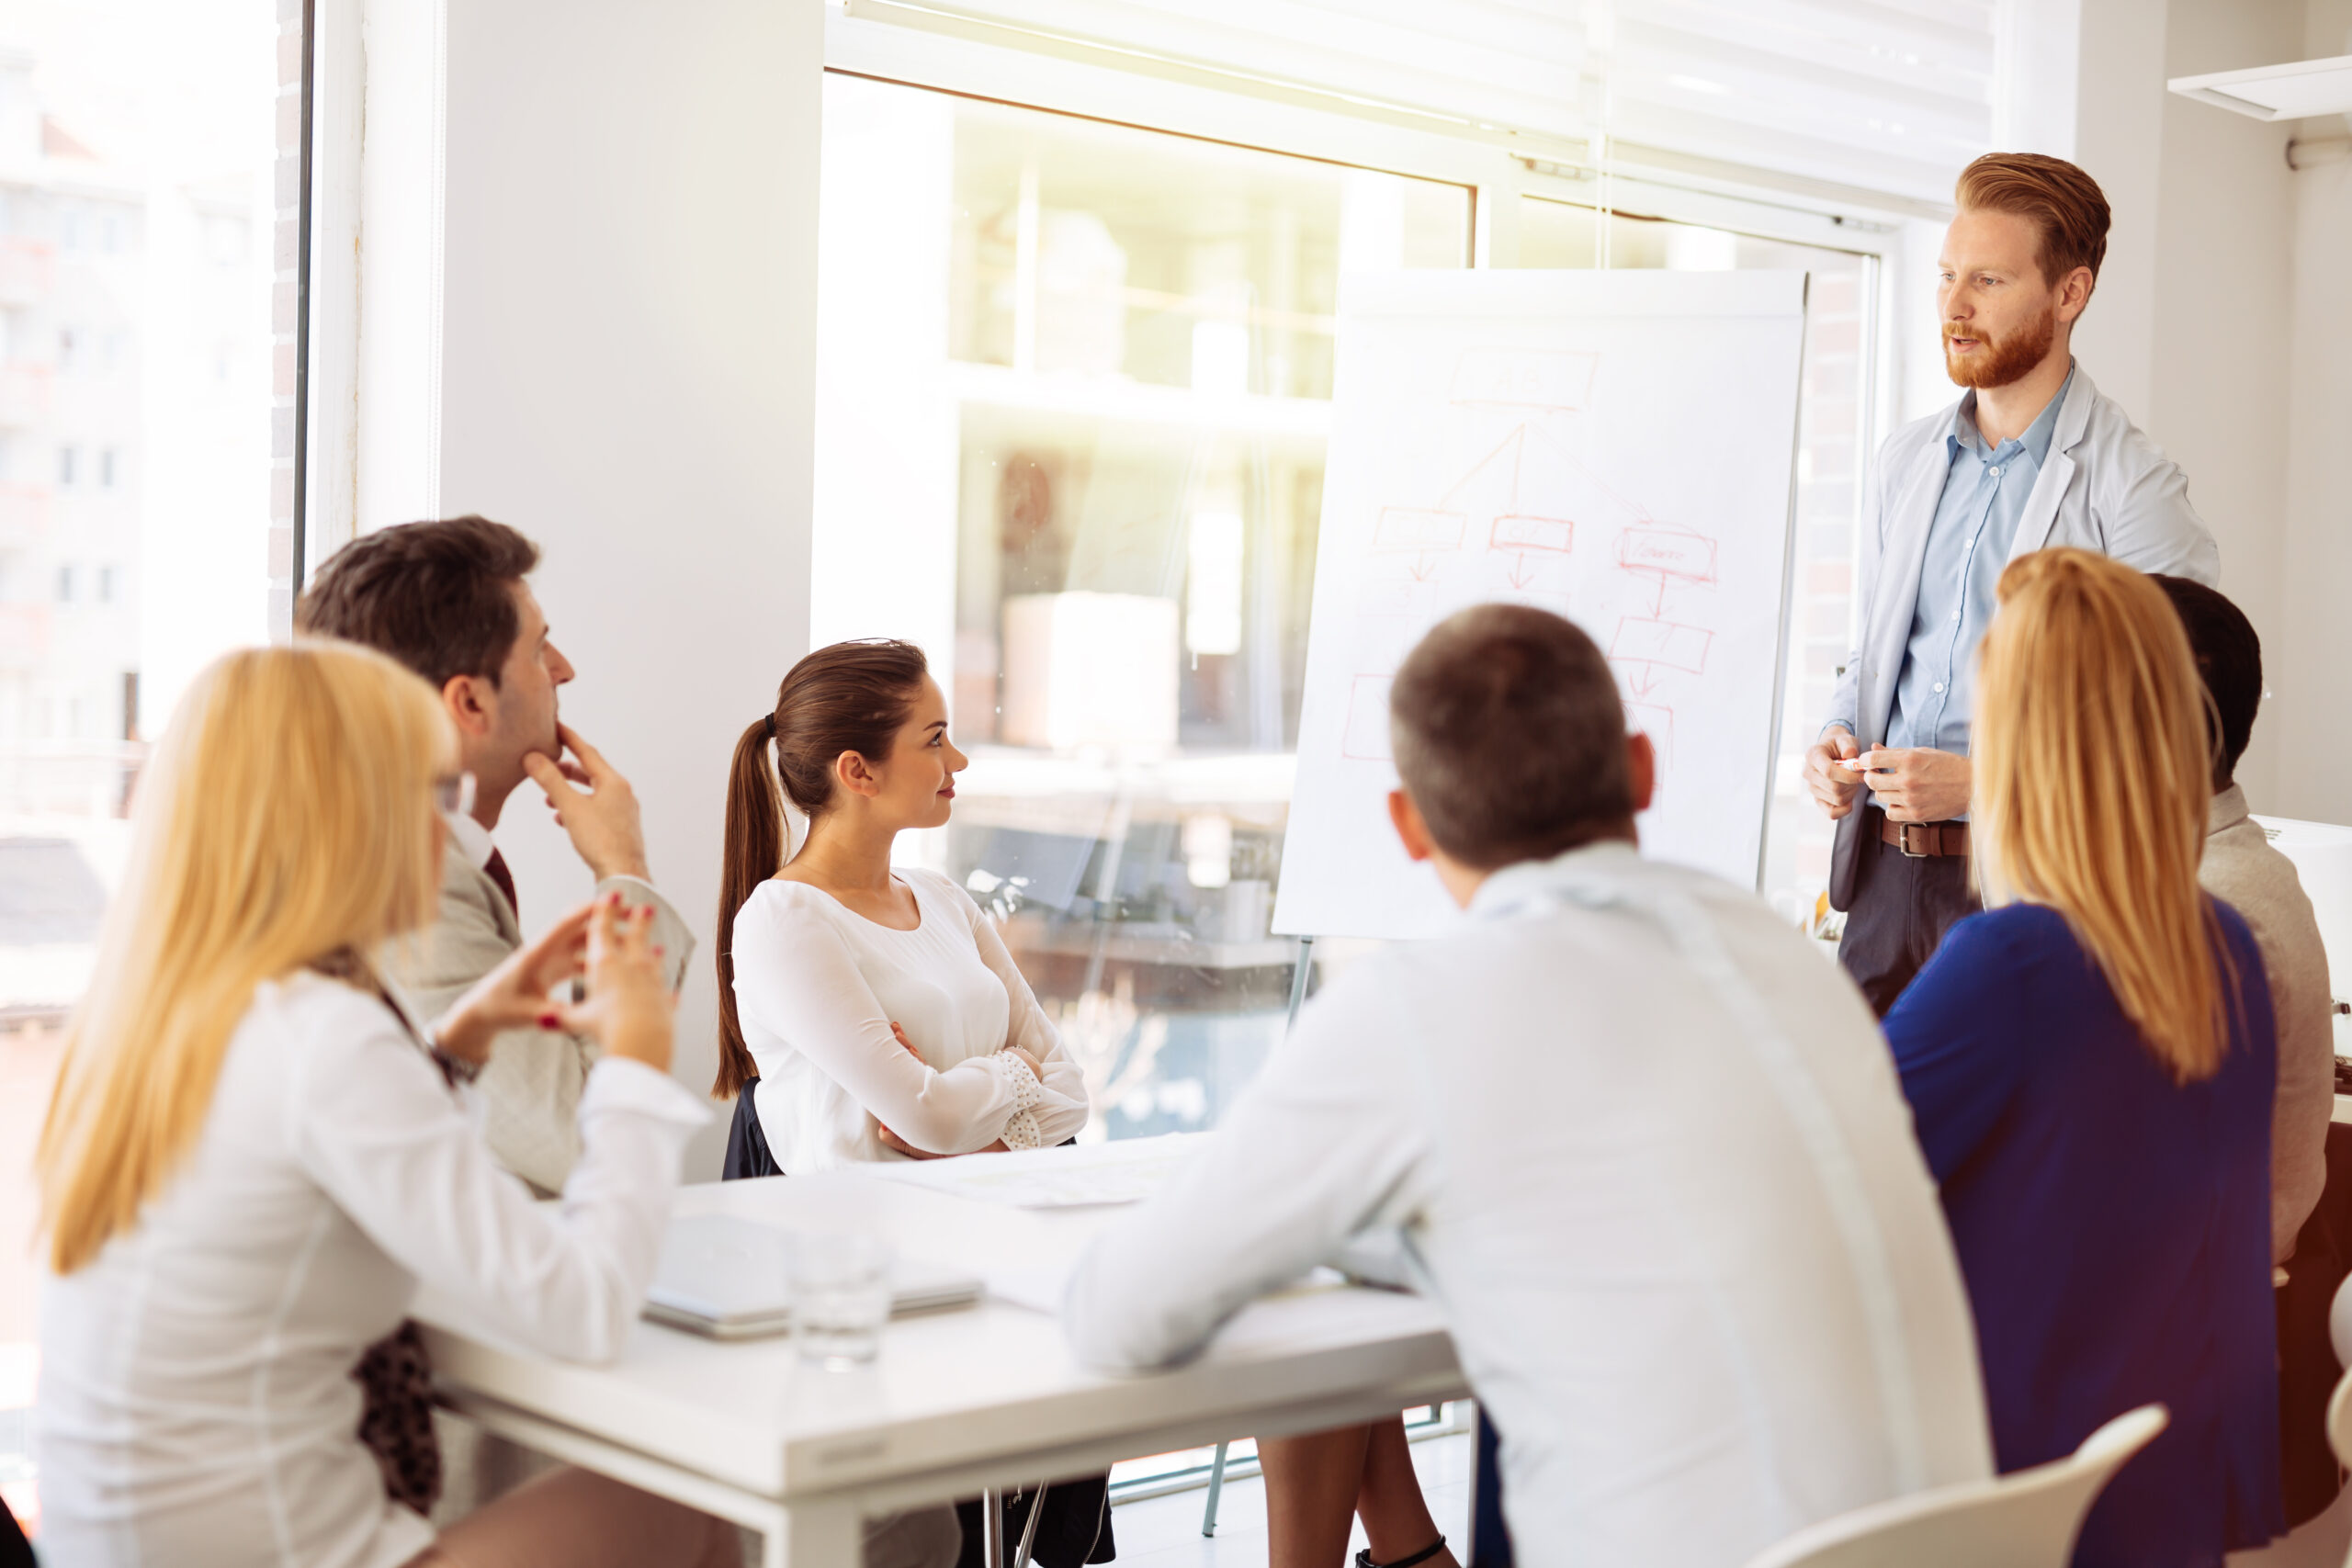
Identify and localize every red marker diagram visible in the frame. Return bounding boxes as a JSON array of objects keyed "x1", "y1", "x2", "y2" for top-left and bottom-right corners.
[
  {"x1": 1340, "y1": 674, "x2": 1396, "y2": 761},
  {"x1": 1609, "y1": 519, "x2": 1721, "y2": 733},
  {"x1": 1372, "y1": 507, "x2": 1467, "y2": 582}
]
